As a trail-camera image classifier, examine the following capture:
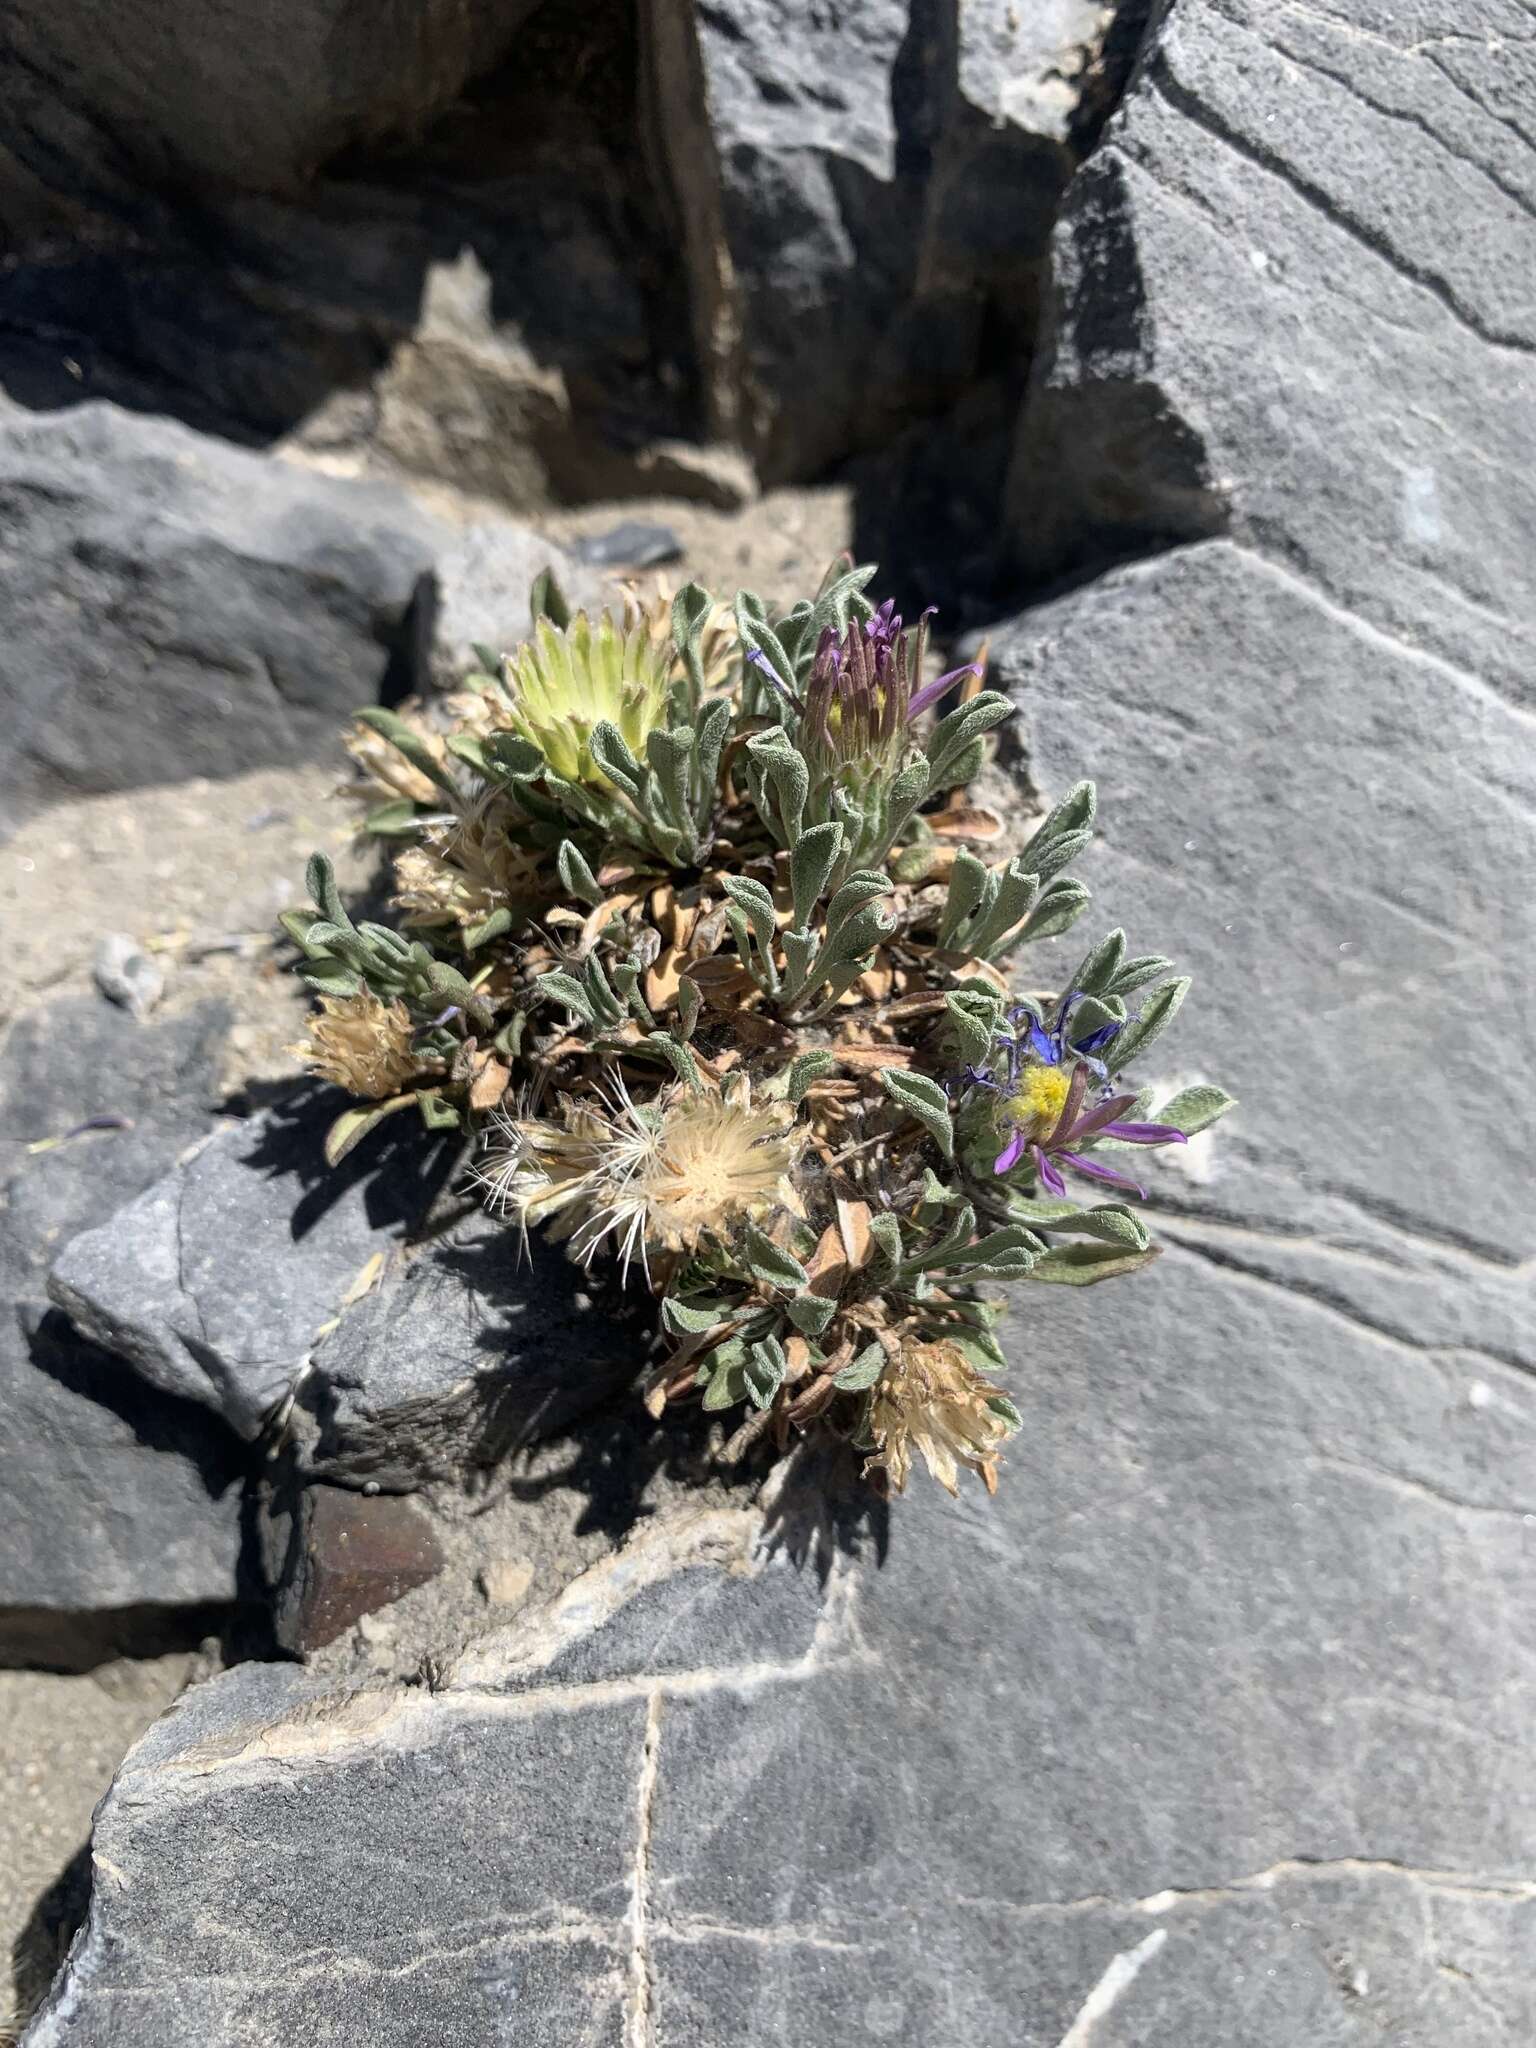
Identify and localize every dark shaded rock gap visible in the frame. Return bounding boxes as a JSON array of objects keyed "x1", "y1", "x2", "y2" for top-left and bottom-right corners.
[{"x1": 853, "y1": 0, "x2": 1205, "y2": 623}]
